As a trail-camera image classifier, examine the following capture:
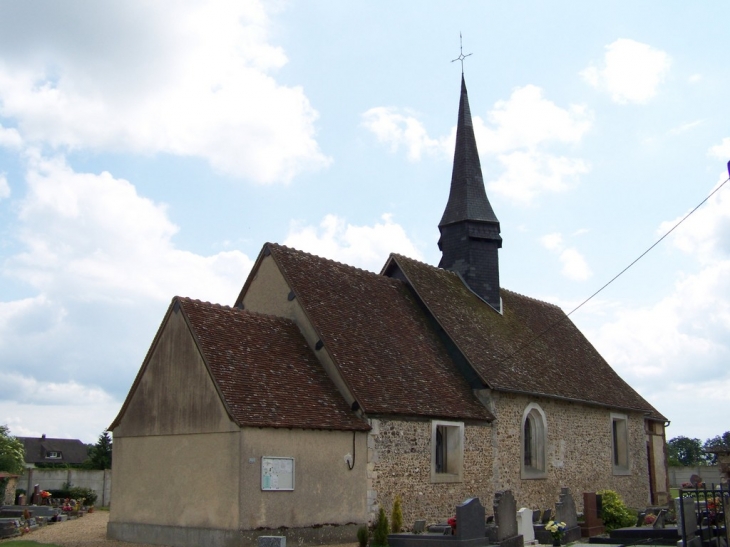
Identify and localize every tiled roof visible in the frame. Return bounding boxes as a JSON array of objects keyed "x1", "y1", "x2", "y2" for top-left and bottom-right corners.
[
  {"x1": 18, "y1": 437, "x2": 89, "y2": 464},
  {"x1": 178, "y1": 298, "x2": 370, "y2": 431},
  {"x1": 389, "y1": 254, "x2": 666, "y2": 420},
  {"x1": 267, "y1": 244, "x2": 495, "y2": 422}
]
